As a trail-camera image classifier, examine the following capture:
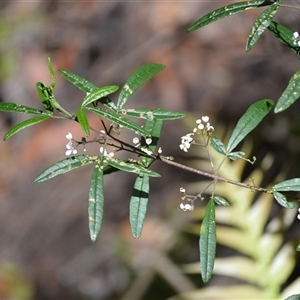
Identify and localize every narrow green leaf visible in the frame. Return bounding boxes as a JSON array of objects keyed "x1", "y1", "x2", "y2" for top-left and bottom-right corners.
[
  {"x1": 200, "y1": 198, "x2": 216, "y2": 283},
  {"x1": 88, "y1": 158, "x2": 105, "y2": 242},
  {"x1": 0, "y1": 102, "x2": 48, "y2": 115},
  {"x1": 273, "y1": 178, "x2": 300, "y2": 192},
  {"x1": 213, "y1": 196, "x2": 230, "y2": 206},
  {"x1": 268, "y1": 21, "x2": 300, "y2": 55},
  {"x1": 36, "y1": 82, "x2": 54, "y2": 115},
  {"x1": 273, "y1": 191, "x2": 295, "y2": 209},
  {"x1": 34, "y1": 155, "x2": 97, "y2": 183},
  {"x1": 130, "y1": 175, "x2": 150, "y2": 238},
  {"x1": 210, "y1": 136, "x2": 226, "y2": 155},
  {"x1": 187, "y1": 0, "x2": 267, "y2": 32},
  {"x1": 81, "y1": 85, "x2": 119, "y2": 108},
  {"x1": 85, "y1": 106, "x2": 151, "y2": 137},
  {"x1": 59, "y1": 69, "x2": 97, "y2": 93},
  {"x1": 275, "y1": 69, "x2": 300, "y2": 113},
  {"x1": 4, "y1": 116, "x2": 50, "y2": 141},
  {"x1": 122, "y1": 108, "x2": 185, "y2": 120},
  {"x1": 228, "y1": 151, "x2": 245, "y2": 160},
  {"x1": 141, "y1": 119, "x2": 163, "y2": 167},
  {"x1": 246, "y1": 4, "x2": 279, "y2": 52},
  {"x1": 76, "y1": 107, "x2": 90, "y2": 136},
  {"x1": 284, "y1": 295, "x2": 300, "y2": 300},
  {"x1": 226, "y1": 99, "x2": 274, "y2": 153},
  {"x1": 47, "y1": 57, "x2": 56, "y2": 87},
  {"x1": 106, "y1": 157, "x2": 161, "y2": 177},
  {"x1": 117, "y1": 63, "x2": 165, "y2": 109}
]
